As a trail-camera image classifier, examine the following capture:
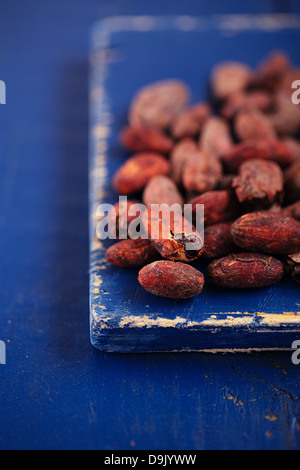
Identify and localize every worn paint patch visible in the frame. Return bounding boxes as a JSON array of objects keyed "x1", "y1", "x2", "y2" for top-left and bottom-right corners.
[
  {"x1": 258, "y1": 312, "x2": 299, "y2": 325},
  {"x1": 264, "y1": 413, "x2": 279, "y2": 421},
  {"x1": 119, "y1": 315, "x2": 188, "y2": 328}
]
